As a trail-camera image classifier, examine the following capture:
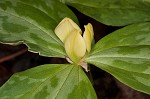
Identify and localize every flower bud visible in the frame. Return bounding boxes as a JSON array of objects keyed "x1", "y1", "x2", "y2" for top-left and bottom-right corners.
[
  {"x1": 83, "y1": 23, "x2": 94, "y2": 52},
  {"x1": 54, "y1": 17, "x2": 81, "y2": 42},
  {"x1": 64, "y1": 30, "x2": 86, "y2": 64},
  {"x1": 55, "y1": 17, "x2": 94, "y2": 71}
]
